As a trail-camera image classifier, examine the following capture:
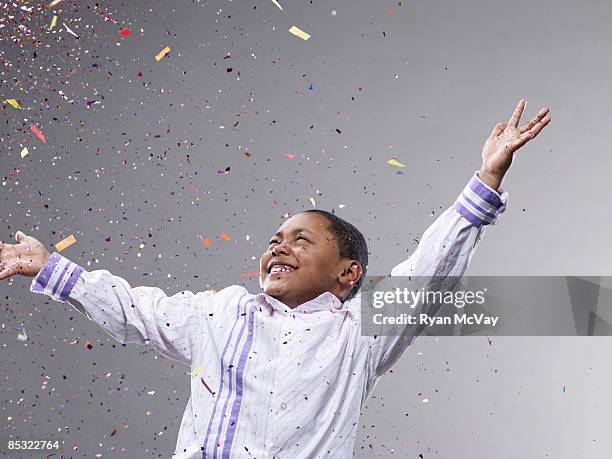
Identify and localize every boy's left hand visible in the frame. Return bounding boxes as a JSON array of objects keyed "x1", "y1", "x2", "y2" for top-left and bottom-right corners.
[{"x1": 479, "y1": 99, "x2": 551, "y2": 191}]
